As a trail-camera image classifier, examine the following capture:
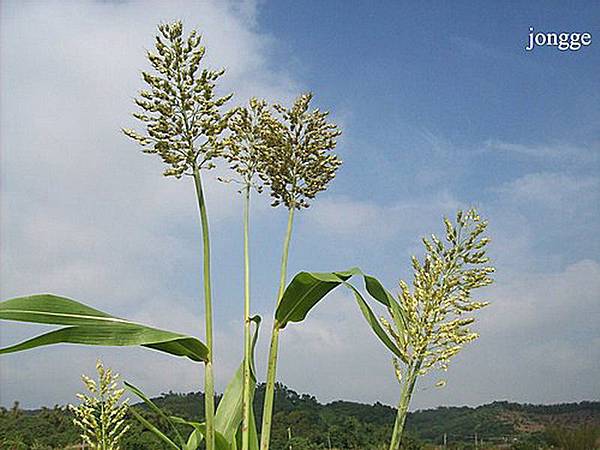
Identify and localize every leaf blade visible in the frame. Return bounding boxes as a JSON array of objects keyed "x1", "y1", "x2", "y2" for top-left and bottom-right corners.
[
  {"x1": 275, "y1": 268, "x2": 359, "y2": 327},
  {"x1": 0, "y1": 294, "x2": 208, "y2": 362},
  {"x1": 343, "y1": 281, "x2": 407, "y2": 363}
]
